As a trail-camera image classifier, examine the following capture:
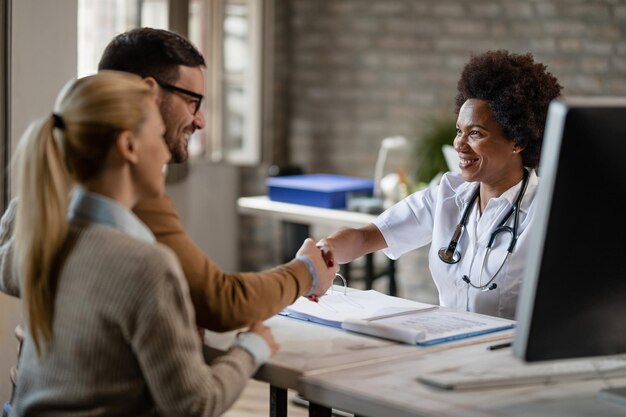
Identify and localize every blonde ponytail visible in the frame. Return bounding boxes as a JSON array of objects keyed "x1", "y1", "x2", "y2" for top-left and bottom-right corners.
[
  {"x1": 13, "y1": 116, "x2": 71, "y2": 356},
  {"x1": 12, "y1": 71, "x2": 154, "y2": 356}
]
